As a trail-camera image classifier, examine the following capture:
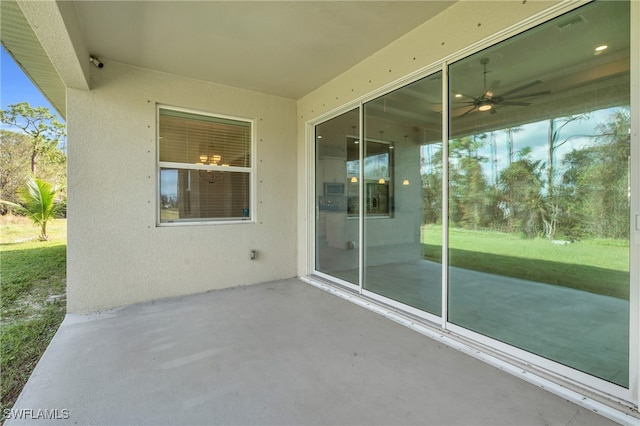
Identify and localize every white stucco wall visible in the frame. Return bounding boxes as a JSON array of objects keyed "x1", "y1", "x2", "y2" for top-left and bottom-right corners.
[
  {"x1": 67, "y1": 62, "x2": 297, "y2": 313},
  {"x1": 296, "y1": 0, "x2": 563, "y2": 276}
]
